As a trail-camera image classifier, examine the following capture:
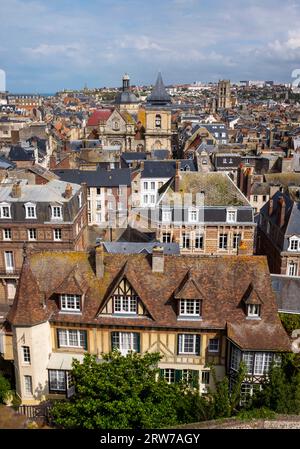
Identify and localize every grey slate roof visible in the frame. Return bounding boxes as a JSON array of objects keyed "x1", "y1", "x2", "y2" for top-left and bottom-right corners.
[
  {"x1": 141, "y1": 160, "x2": 196, "y2": 179},
  {"x1": 54, "y1": 167, "x2": 131, "y2": 187},
  {"x1": 146, "y1": 72, "x2": 172, "y2": 106},
  {"x1": 102, "y1": 242, "x2": 180, "y2": 255},
  {"x1": 122, "y1": 152, "x2": 147, "y2": 162},
  {"x1": 271, "y1": 274, "x2": 300, "y2": 313},
  {"x1": 9, "y1": 146, "x2": 34, "y2": 161},
  {"x1": 114, "y1": 91, "x2": 139, "y2": 105}
]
